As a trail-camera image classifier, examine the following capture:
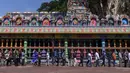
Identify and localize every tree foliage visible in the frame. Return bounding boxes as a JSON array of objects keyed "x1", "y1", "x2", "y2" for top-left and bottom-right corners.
[
  {"x1": 37, "y1": 0, "x2": 68, "y2": 12},
  {"x1": 37, "y1": 0, "x2": 130, "y2": 17}
]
